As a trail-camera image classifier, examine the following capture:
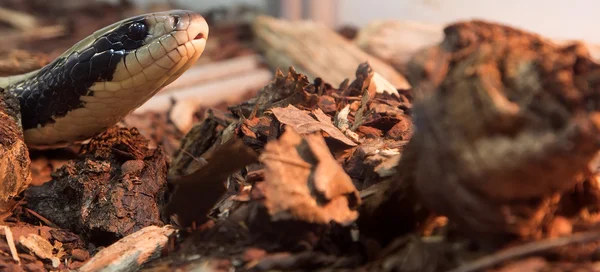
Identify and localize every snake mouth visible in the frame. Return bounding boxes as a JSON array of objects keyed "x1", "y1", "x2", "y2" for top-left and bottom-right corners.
[{"x1": 194, "y1": 33, "x2": 205, "y2": 40}]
